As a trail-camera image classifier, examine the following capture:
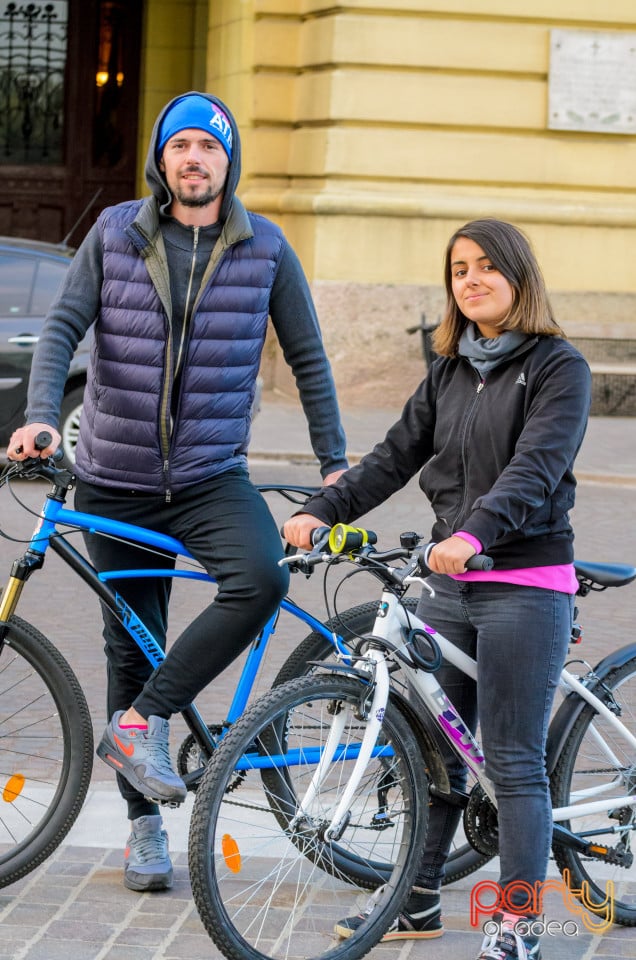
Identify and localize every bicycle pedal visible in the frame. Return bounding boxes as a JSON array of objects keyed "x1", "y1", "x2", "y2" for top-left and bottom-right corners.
[{"x1": 153, "y1": 797, "x2": 185, "y2": 809}]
